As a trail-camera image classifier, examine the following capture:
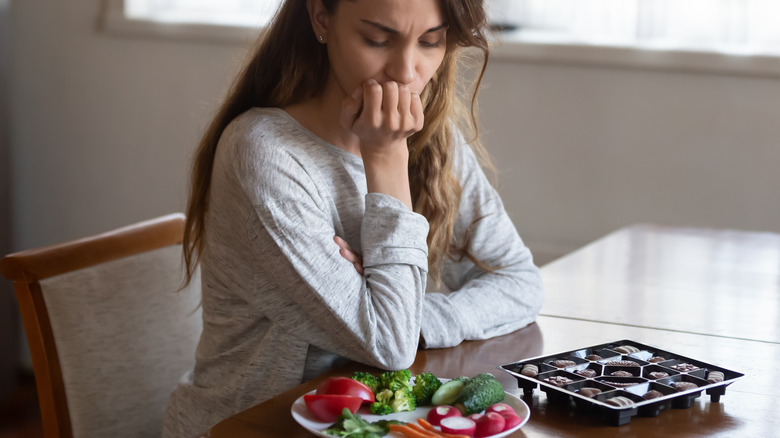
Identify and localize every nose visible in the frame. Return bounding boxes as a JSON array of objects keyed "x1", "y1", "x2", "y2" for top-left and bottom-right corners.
[{"x1": 385, "y1": 46, "x2": 415, "y2": 85}]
